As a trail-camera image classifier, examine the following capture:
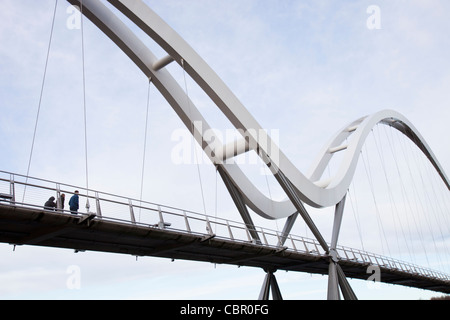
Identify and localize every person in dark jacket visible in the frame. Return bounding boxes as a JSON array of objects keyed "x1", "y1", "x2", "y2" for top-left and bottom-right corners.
[
  {"x1": 68, "y1": 190, "x2": 79, "y2": 215},
  {"x1": 44, "y1": 196, "x2": 56, "y2": 211}
]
